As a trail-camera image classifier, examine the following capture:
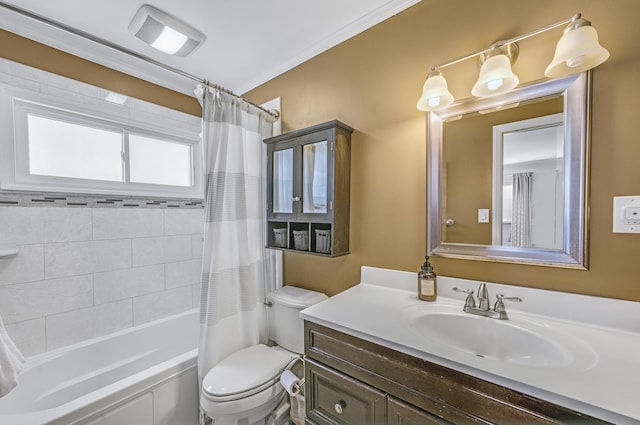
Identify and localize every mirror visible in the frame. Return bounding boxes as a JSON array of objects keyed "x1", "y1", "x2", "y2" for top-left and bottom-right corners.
[
  {"x1": 427, "y1": 72, "x2": 590, "y2": 268},
  {"x1": 273, "y1": 148, "x2": 293, "y2": 213},
  {"x1": 303, "y1": 140, "x2": 328, "y2": 213}
]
